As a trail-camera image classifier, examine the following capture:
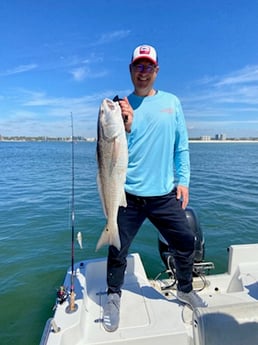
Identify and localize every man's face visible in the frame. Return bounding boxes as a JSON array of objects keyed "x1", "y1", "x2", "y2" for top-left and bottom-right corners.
[{"x1": 130, "y1": 58, "x2": 159, "y2": 96}]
